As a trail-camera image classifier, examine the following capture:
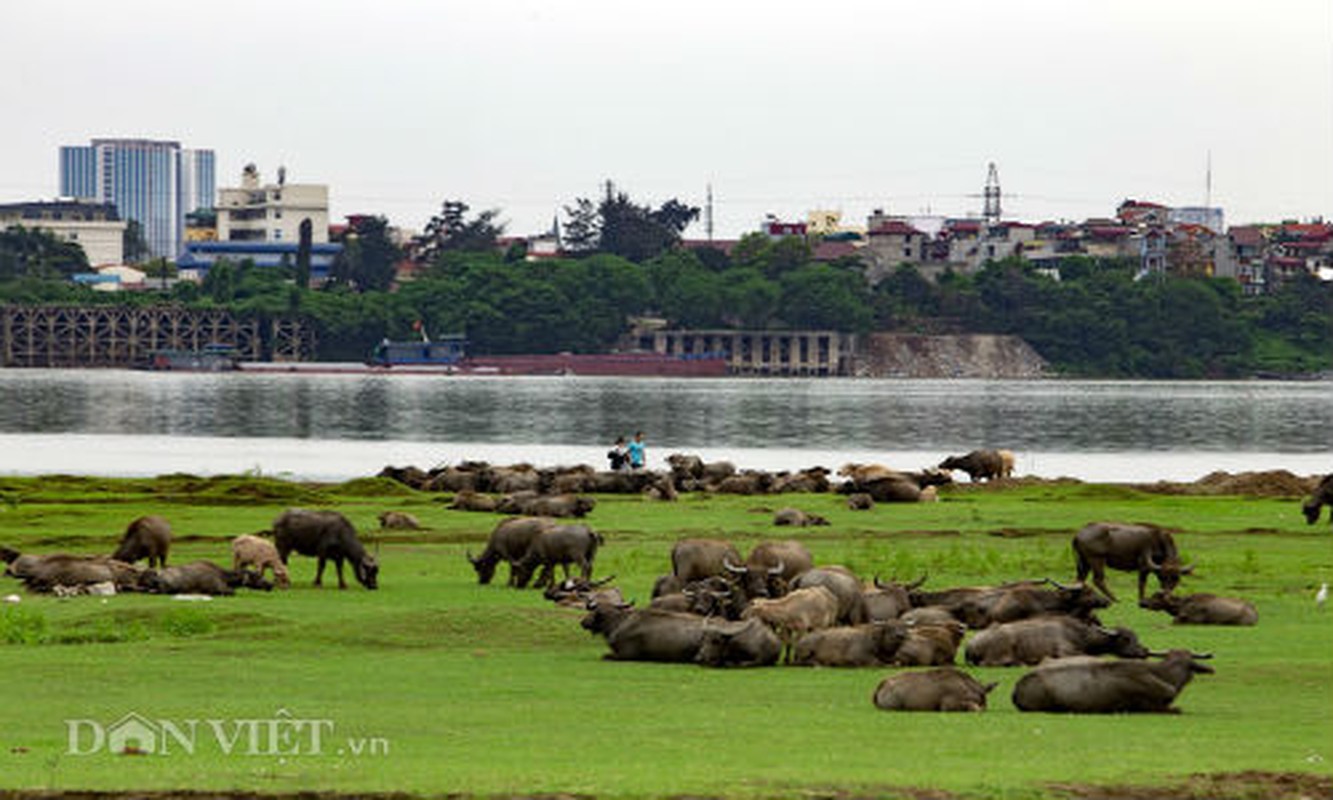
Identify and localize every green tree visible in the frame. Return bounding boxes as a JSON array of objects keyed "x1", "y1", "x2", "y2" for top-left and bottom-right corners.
[
  {"x1": 778, "y1": 264, "x2": 872, "y2": 332},
  {"x1": 0, "y1": 225, "x2": 89, "y2": 280},
  {"x1": 122, "y1": 219, "x2": 149, "y2": 264}
]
